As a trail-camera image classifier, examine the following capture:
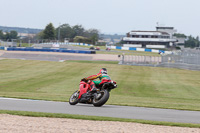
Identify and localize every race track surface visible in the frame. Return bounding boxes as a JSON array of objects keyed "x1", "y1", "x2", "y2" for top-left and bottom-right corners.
[
  {"x1": 0, "y1": 52, "x2": 93, "y2": 61},
  {"x1": 0, "y1": 97, "x2": 200, "y2": 124},
  {"x1": 0, "y1": 51, "x2": 119, "y2": 61}
]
